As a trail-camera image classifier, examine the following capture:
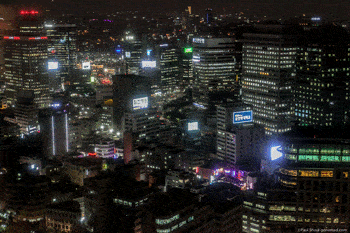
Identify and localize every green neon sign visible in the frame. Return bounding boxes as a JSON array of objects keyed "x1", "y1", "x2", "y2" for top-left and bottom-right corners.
[{"x1": 184, "y1": 47, "x2": 193, "y2": 53}]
